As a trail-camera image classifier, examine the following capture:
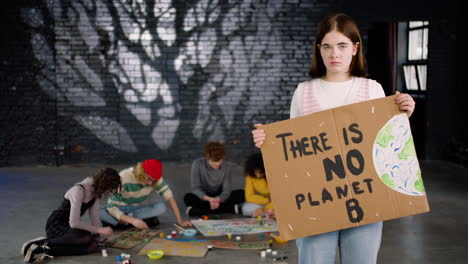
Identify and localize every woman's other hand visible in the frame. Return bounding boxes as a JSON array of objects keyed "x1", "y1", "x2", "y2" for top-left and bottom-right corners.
[{"x1": 252, "y1": 123, "x2": 266, "y2": 148}]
